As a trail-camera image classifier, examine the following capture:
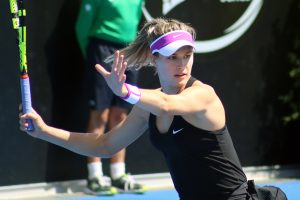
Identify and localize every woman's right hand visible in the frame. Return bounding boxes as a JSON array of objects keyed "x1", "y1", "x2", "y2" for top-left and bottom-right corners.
[{"x1": 19, "y1": 106, "x2": 48, "y2": 138}]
